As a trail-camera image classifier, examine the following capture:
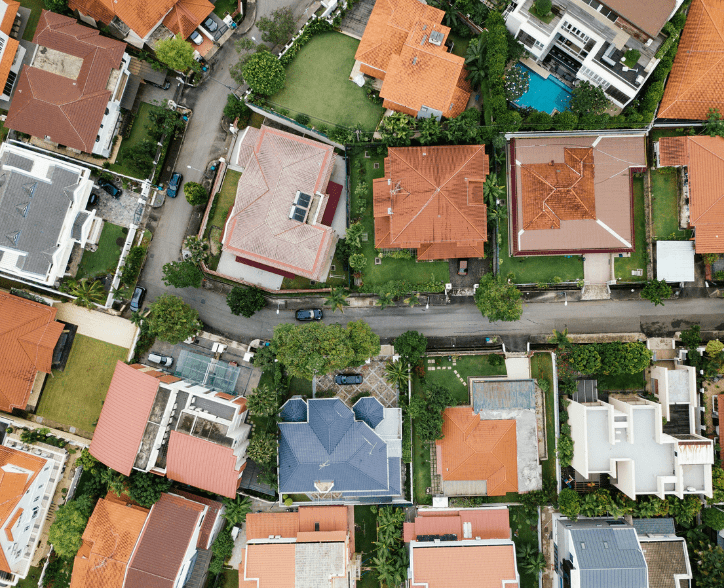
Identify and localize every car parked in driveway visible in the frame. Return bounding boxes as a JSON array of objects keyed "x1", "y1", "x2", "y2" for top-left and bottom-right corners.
[
  {"x1": 335, "y1": 374, "x2": 362, "y2": 385},
  {"x1": 148, "y1": 353, "x2": 173, "y2": 367},
  {"x1": 87, "y1": 192, "x2": 98, "y2": 207},
  {"x1": 190, "y1": 30, "x2": 203, "y2": 45},
  {"x1": 129, "y1": 286, "x2": 146, "y2": 312},
  {"x1": 203, "y1": 16, "x2": 218, "y2": 32},
  {"x1": 295, "y1": 309, "x2": 323, "y2": 321},
  {"x1": 167, "y1": 172, "x2": 183, "y2": 198},
  {"x1": 98, "y1": 179, "x2": 121, "y2": 198}
]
